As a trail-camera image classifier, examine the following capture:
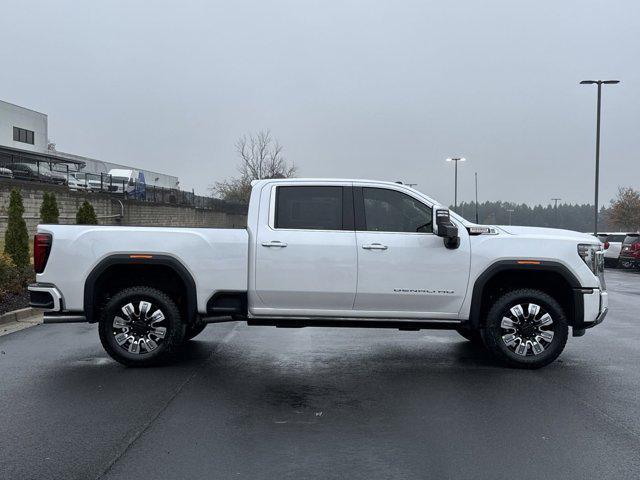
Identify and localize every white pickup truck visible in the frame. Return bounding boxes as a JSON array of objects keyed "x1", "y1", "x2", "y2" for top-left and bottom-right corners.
[{"x1": 29, "y1": 178, "x2": 607, "y2": 369}]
